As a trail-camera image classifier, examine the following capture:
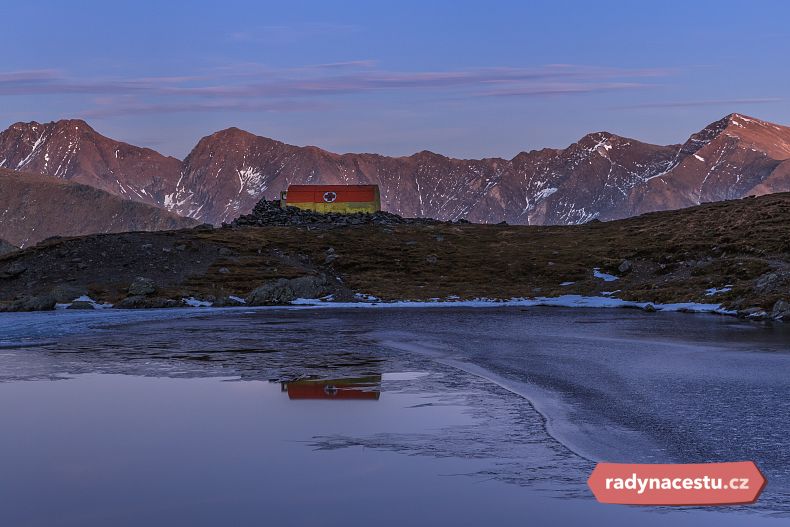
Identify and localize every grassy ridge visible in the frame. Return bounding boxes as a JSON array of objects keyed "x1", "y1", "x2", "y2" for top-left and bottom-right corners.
[{"x1": 0, "y1": 192, "x2": 787, "y2": 313}]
